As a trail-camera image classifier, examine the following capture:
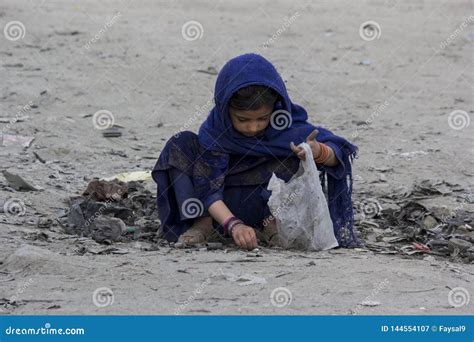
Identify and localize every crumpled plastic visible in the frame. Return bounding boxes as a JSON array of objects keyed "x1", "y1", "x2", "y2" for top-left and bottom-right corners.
[{"x1": 267, "y1": 143, "x2": 338, "y2": 251}]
